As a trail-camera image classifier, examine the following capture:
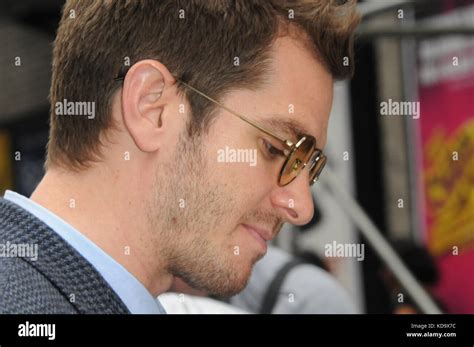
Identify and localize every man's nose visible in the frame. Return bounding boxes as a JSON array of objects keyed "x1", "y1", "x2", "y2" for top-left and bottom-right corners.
[{"x1": 270, "y1": 170, "x2": 315, "y2": 226}]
